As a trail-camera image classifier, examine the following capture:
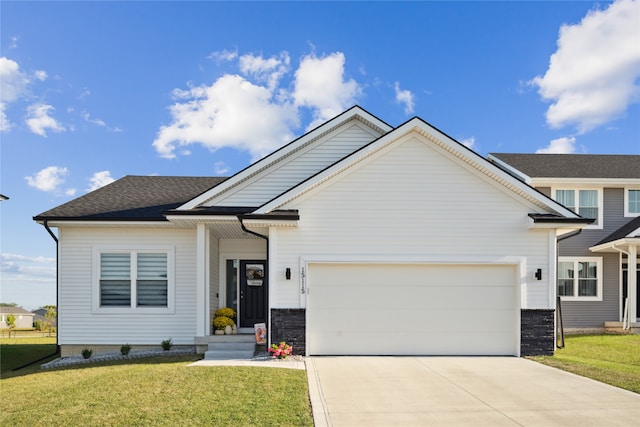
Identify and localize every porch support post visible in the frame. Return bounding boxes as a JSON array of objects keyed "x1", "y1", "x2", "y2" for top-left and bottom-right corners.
[
  {"x1": 196, "y1": 223, "x2": 208, "y2": 336},
  {"x1": 629, "y1": 245, "x2": 637, "y2": 323}
]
